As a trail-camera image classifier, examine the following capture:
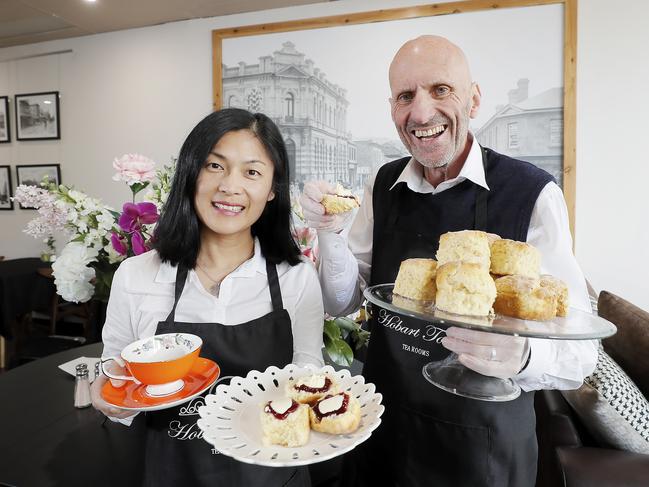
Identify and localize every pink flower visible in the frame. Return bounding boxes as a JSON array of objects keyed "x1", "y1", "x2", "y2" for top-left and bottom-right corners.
[
  {"x1": 131, "y1": 231, "x2": 149, "y2": 255},
  {"x1": 292, "y1": 226, "x2": 318, "y2": 264},
  {"x1": 112, "y1": 154, "x2": 156, "y2": 185},
  {"x1": 110, "y1": 232, "x2": 128, "y2": 256},
  {"x1": 118, "y1": 202, "x2": 159, "y2": 233}
]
